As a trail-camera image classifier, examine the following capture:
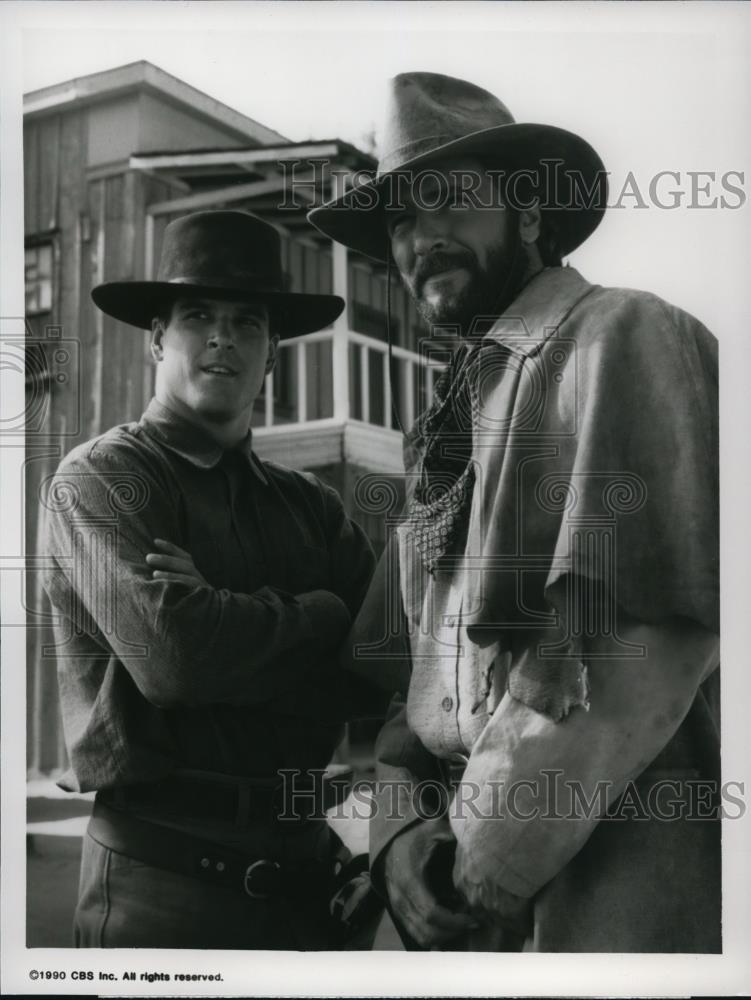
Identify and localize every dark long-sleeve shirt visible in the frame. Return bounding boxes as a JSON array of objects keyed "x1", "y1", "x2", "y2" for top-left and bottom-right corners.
[{"x1": 41, "y1": 398, "x2": 376, "y2": 793}]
